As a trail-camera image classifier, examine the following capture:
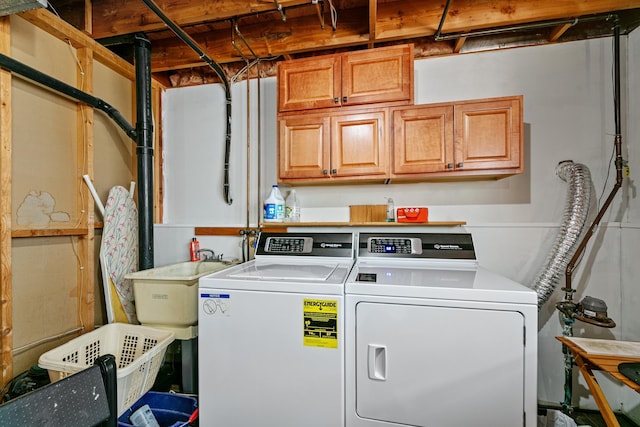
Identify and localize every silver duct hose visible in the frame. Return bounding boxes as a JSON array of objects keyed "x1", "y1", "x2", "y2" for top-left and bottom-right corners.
[{"x1": 532, "y1": 160, "x2": 592, "y2": 309}]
